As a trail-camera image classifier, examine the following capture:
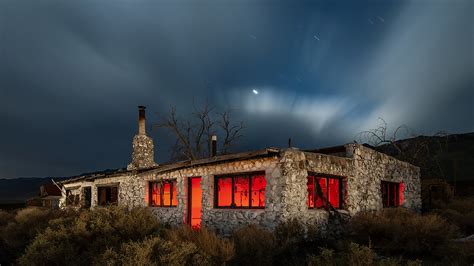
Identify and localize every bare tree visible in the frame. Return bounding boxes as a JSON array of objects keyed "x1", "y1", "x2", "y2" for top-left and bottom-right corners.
[
  {"x1": 219, "y1": 110, "x2": 244, "y2": 154},
  {"x1": 356, "y1": 117, "x2": 450, "y2": 179},
  {"x1": 356, "y1": 118, "x2": 412, "y2": 155},
  {"x1": 154, "y1": 102, "x2": 244, "y2": 161}
]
